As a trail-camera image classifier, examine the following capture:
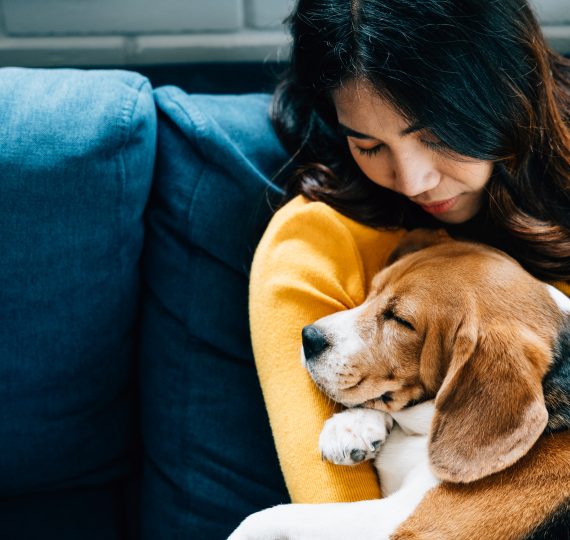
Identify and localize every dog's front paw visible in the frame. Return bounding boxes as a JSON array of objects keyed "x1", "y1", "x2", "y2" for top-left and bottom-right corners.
[{"x1": 319, "y1": 408, "x2": 393, "y2": 465}]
